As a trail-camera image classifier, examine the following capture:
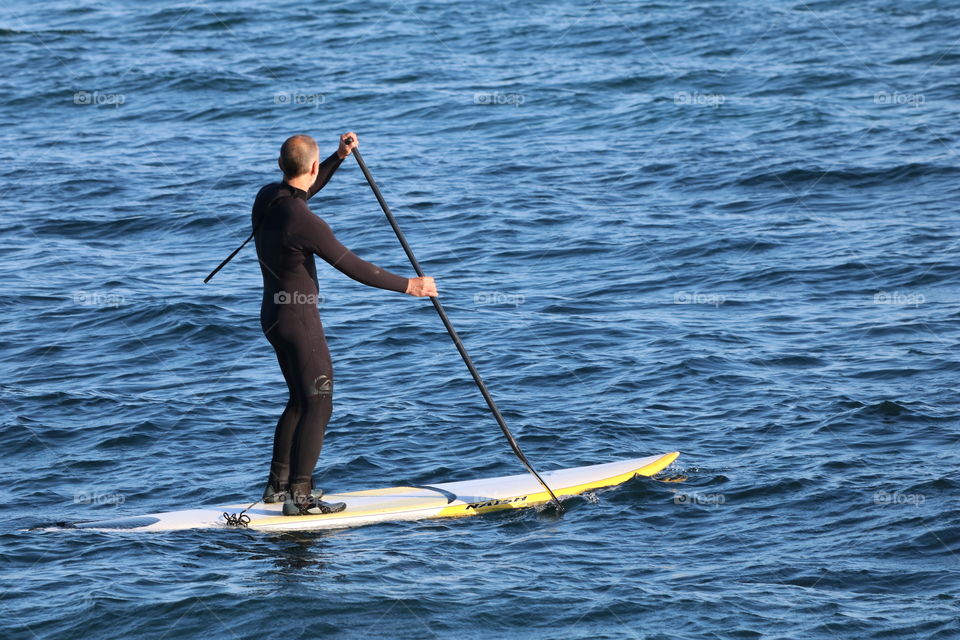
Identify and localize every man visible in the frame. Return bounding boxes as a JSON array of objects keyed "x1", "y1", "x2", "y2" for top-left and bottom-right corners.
[{"x1": 253, "y1": 132, "x2": 437, "y2": 516}]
